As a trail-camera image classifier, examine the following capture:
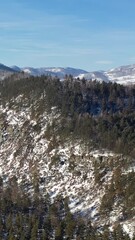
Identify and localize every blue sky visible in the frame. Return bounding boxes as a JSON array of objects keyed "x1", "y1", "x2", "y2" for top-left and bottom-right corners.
[{"x1": 0, "y1": 0, "x2": 135, "y2": 71}]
